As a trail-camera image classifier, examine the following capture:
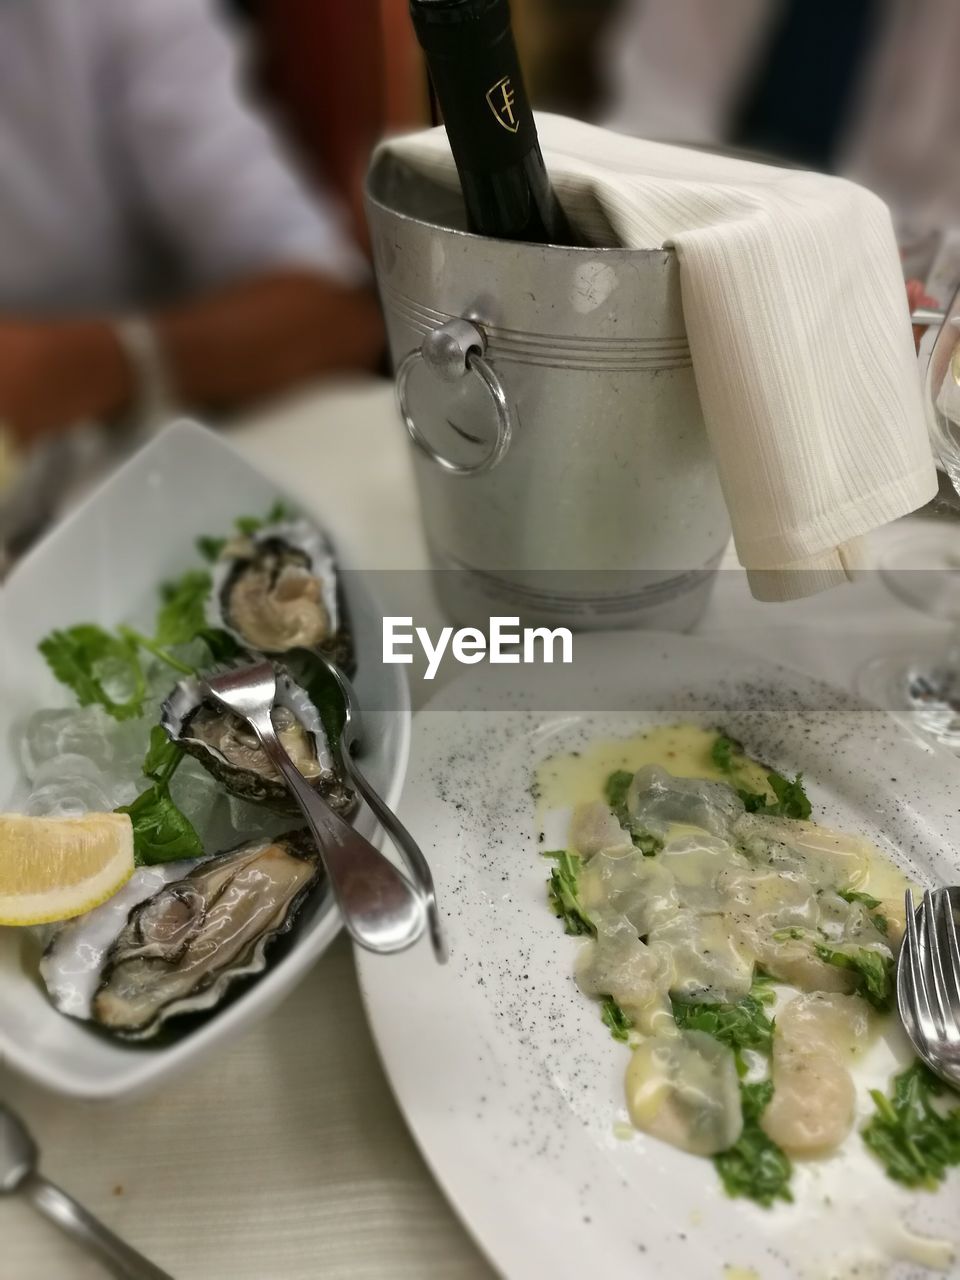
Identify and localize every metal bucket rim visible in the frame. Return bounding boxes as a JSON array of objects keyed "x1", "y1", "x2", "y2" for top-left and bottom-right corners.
[{"x1": 364, "y1": 154, "x2": 675, "y2": 261}]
